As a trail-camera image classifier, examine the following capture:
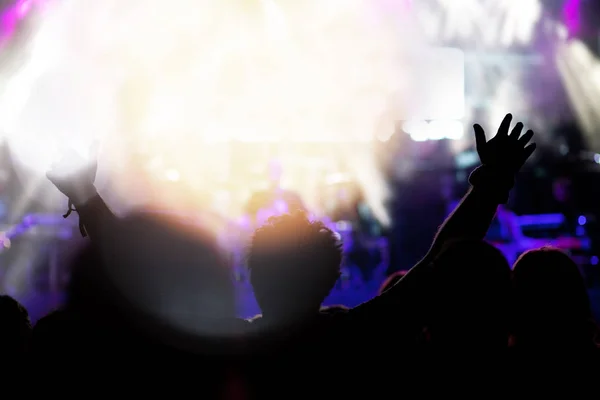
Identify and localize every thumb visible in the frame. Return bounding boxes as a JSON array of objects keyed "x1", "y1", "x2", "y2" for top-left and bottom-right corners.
[{"x1": 473, "y1": 124, "x2": 486, "y2": 155}]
